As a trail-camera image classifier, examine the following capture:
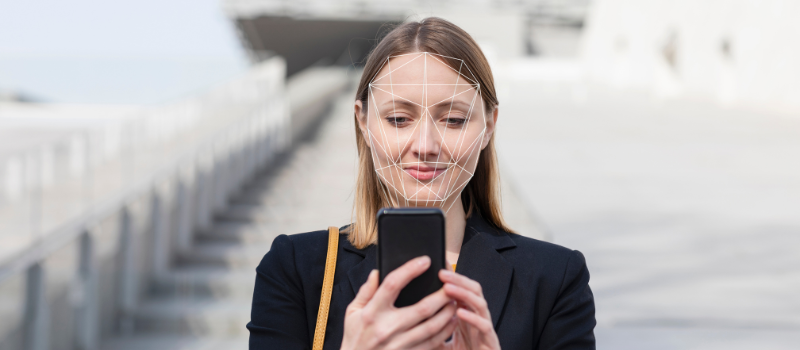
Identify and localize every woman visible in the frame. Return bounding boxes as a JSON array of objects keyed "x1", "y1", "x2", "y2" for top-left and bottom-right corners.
[{"x1": 248, "y1": 17, "x2": 596, "y2": 350}]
